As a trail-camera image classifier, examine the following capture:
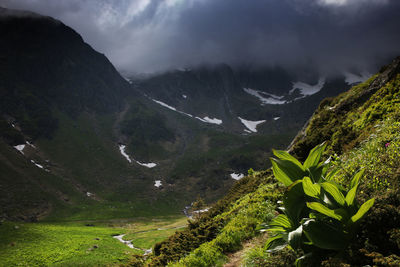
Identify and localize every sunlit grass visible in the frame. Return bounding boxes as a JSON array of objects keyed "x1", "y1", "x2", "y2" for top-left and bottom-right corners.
[{"x1": 0, "y1": 216, "x2": 187, "y2": 266}]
